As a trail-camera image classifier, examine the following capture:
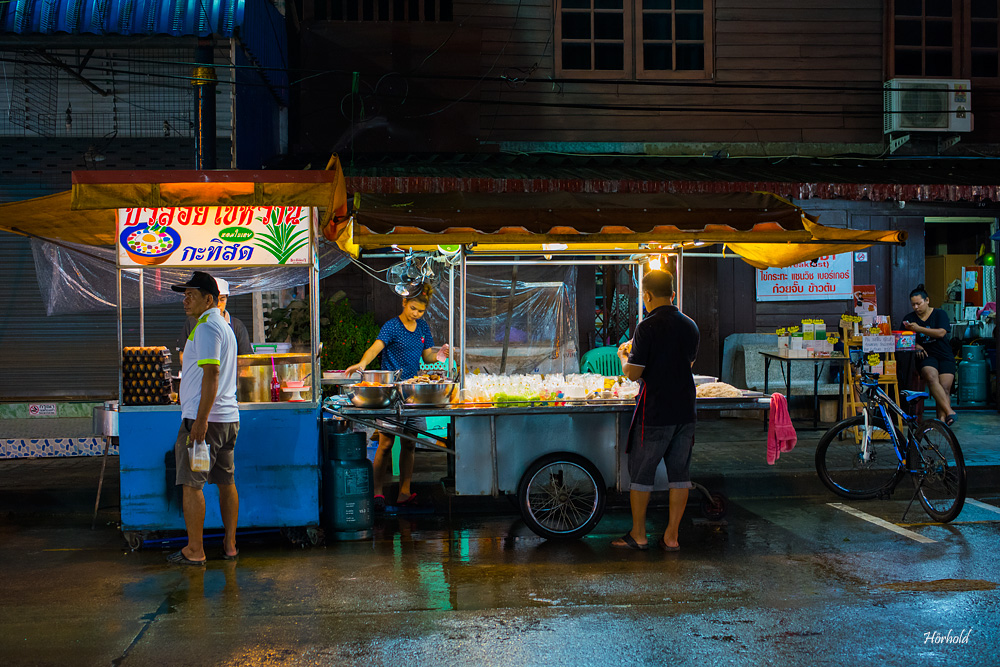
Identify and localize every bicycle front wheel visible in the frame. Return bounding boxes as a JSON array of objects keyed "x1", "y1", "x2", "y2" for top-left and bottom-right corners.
[
  {"x1": 911, "y1": 420, "x2": 967, "y2": 523},
  {"x1": 815, "y1": 415, "x2": 904, "y2": 499}
]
